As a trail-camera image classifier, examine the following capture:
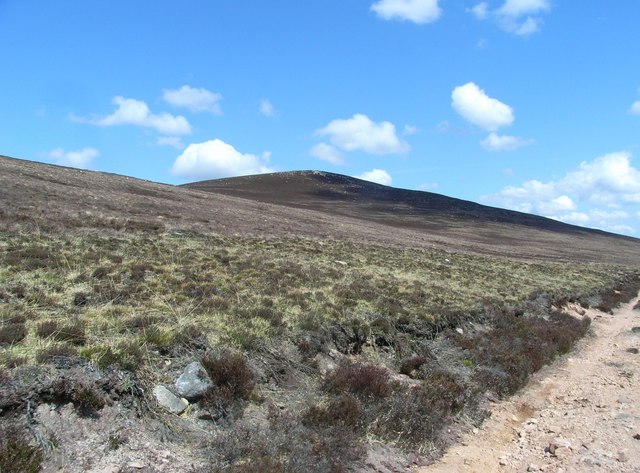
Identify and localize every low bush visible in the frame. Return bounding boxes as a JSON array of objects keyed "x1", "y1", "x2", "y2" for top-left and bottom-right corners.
[
  {"x1": 371, "y1": 371, "x2": 464, "y2": 447},
  {"x1": 91, "y1": 266, "x2": 111, "y2": 279},
  {"x1": 0, "y1": 424, "x2": 43, "y2": 473},
  {"x1": 399, "y1": 355, "x2": 427, "y2": 376},
  {"x1": 303, "y1": 394, "x2": 363, "y2": 429},
  {"x1": 37, "y1": 319, "x2": 86, "y2": 345},
  {"x1": 0, "y1": 323, "x2": 27, "y2": 346},
  {"x1": 208, "y1": 408, "x2": 364, "y2": 473},
  {"x1": 50, "y1": 377, "x2": 106, "y2": 416},
  {"x1": 324, "y1": 362, "x2": 391, "y2": 399},
  {"x1": 452, "y1": 310, "x2": 591, "y2": 396},
  {"x1": 201, "y1": 350, "x2": 255, "y2": 413},
  {"x1": 72, "y1": 292, "x2": 90, "y2": 306},
  {"x1": 35, "y1": 343, "x2": 77, "y2": 363},
  {"x1": 596, "y1": 274, "x2": 640, "y2": 313}
]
